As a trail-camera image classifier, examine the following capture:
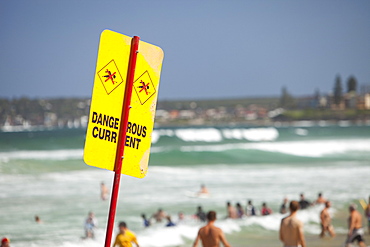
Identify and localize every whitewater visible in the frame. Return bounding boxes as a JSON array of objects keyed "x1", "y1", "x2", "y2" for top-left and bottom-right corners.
[{"x1": 0, "y1": 124, "x2": 369, "y2": 247}]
